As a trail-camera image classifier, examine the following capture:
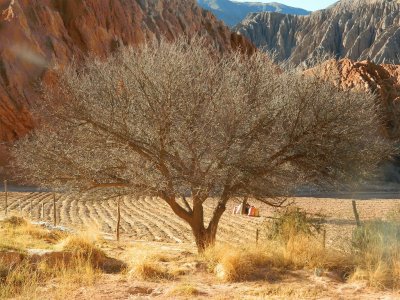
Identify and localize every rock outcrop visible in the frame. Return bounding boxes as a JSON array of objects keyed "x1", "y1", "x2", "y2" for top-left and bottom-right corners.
[
  {"x1": 197, "y1": 0, "x2": 310, "y2": 27},
  {"x1": 306, "y1": 58, "x2": 400, "y2": 138},
  {"x1": 235, "y1": 0, "x2": 400, "y2": 65},
  {"x1": 0, "y1": 0, "x2": 255, "y2": 145}
]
